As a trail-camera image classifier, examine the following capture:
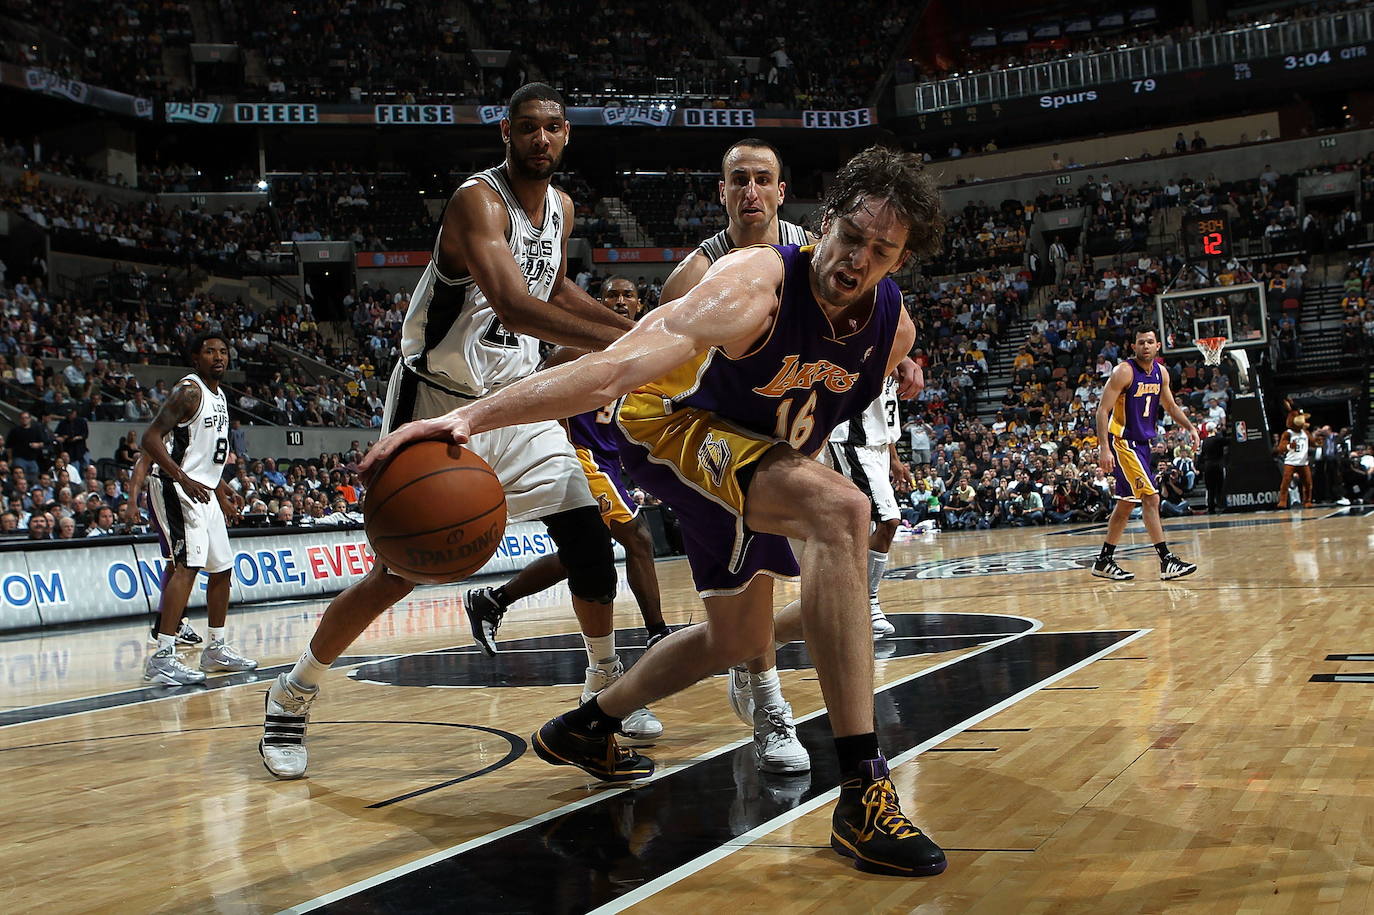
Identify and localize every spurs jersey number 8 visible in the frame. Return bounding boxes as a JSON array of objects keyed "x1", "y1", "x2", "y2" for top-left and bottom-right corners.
[
  {"x1": 400, "y1": 164, "x2": 563, "y2": 396},
  {"x1": 165, "y1": 374, "x2": 229, "y2": 487}
]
